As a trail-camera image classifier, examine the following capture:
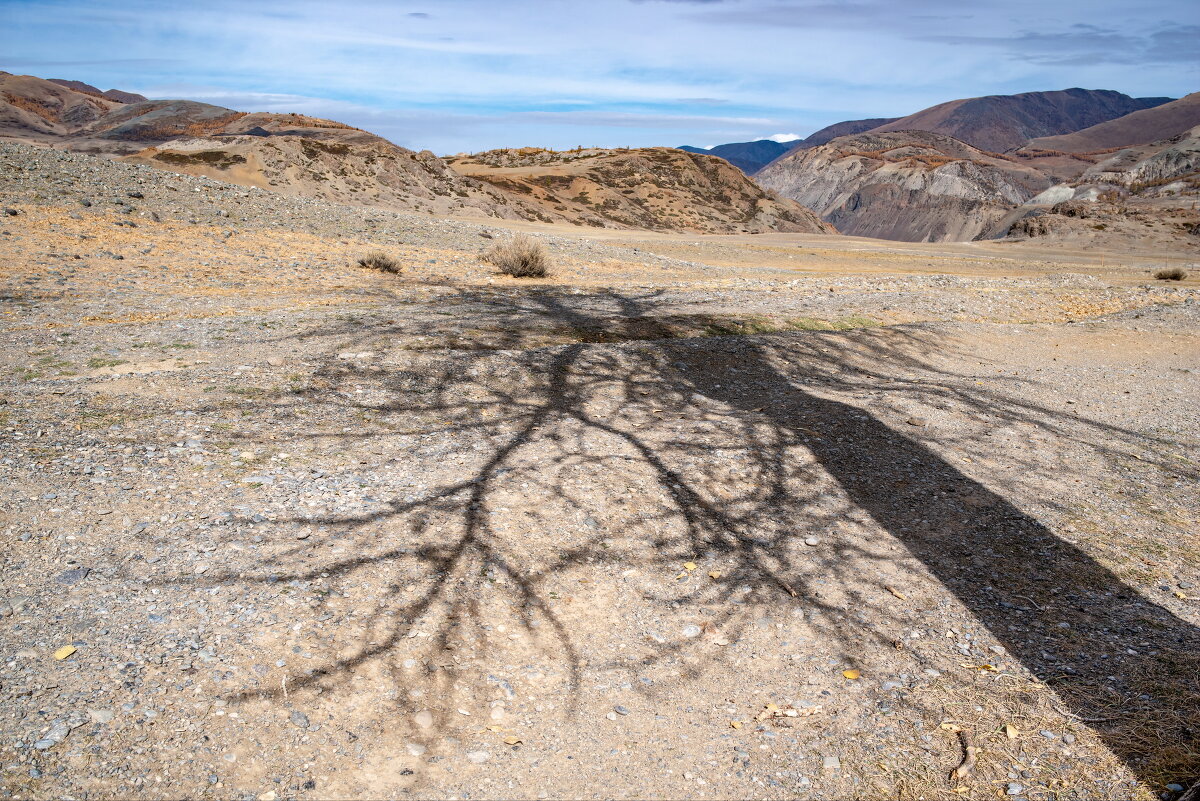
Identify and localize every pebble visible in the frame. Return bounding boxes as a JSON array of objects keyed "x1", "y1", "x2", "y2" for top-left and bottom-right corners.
[
  {"x1": 413, "y1": 710, "x2": 434, "y2": 729},
  {"x1": 290, "y1": 710, "x2": 310, "y2": 728},
  {"x1": 681, "y1": 624, "x2": 702, "y2": 638},
  {"x1": 804, "y1": 536, "x2": 820, "y2": 546},
  {"x1": 614, "y1": 705, "x2": 630, "y2": 716},
  {"x1": 1007, "y1": 783, "x2": 1024, "y2": 795},
  {"x1": 822, "y1": 755, "x2": 841, "y2": 772},
  {"x1": 405, "y1": 743, "x2": 427, "y2": 756},
  {"x1": 466, "y1": 750, "x2": 490, "y2": 764}
]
